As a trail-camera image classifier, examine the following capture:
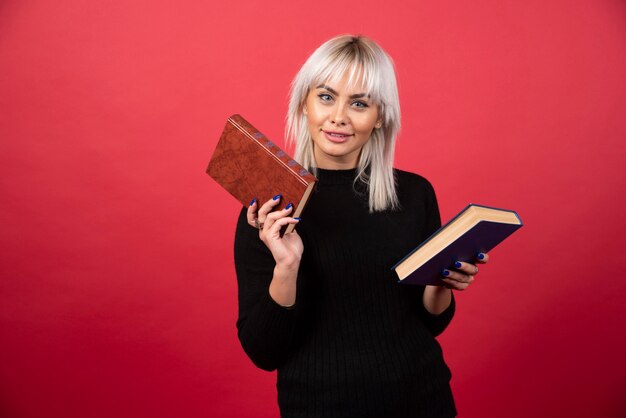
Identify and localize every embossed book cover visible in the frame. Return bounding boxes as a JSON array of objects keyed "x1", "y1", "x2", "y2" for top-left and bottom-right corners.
[{"x1": 207, "y1": 114, "x2": 317, "y2": 234}]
